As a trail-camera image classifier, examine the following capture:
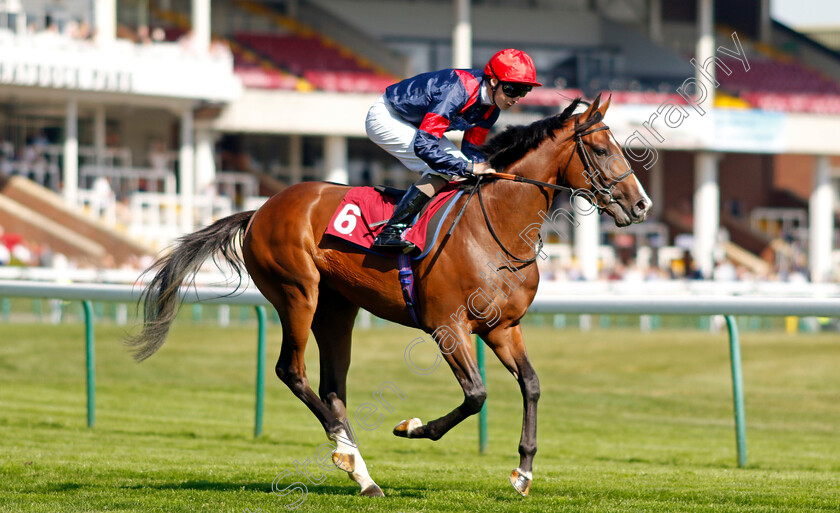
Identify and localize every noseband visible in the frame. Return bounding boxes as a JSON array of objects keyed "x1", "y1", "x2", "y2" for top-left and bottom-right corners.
[{"x1": 561, "y1": 121, "x2": 635, "y2": 212}]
